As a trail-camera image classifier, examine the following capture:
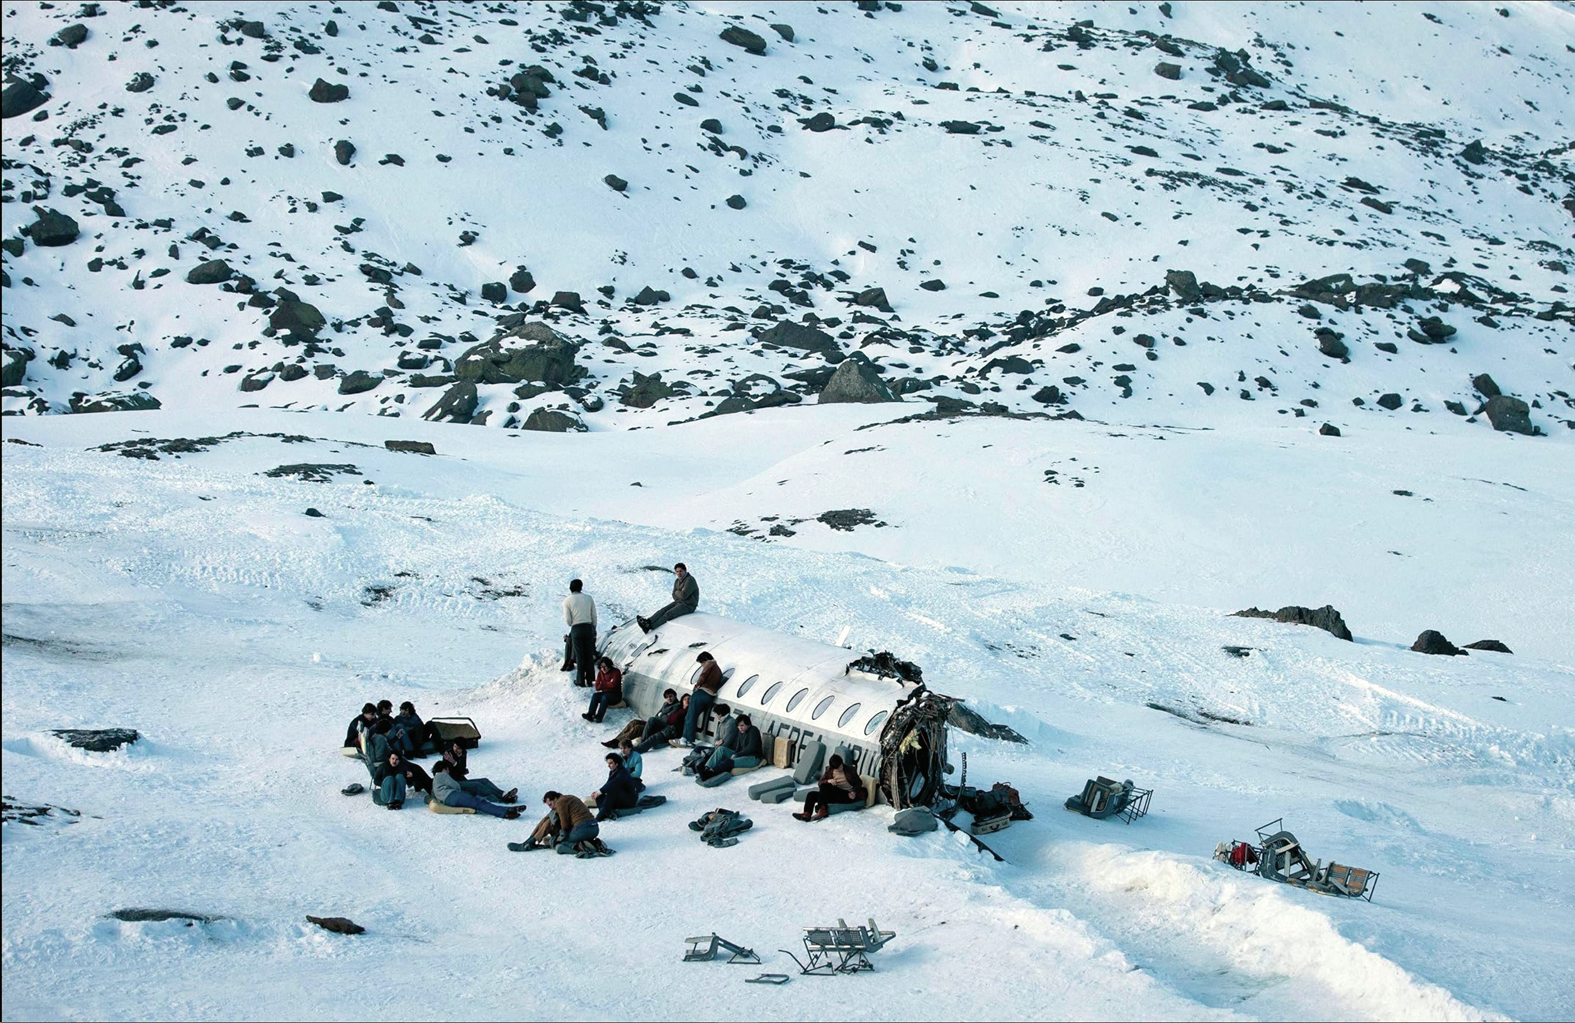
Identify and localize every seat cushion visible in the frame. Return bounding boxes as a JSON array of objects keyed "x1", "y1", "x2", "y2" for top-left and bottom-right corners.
[{"x1": 428, "y1": 799, "x2": 477, "y2": 815}]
